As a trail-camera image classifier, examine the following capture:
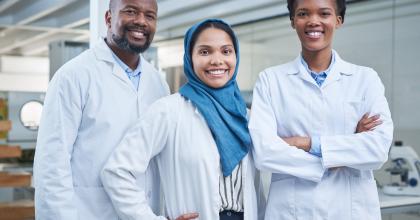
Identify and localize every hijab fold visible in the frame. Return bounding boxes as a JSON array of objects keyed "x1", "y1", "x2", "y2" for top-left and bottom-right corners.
[{"x1": 179, "y1": 19, "x2": 251, "y2": 176}]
